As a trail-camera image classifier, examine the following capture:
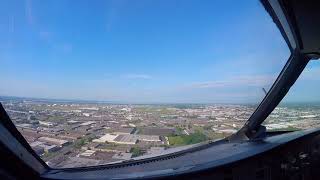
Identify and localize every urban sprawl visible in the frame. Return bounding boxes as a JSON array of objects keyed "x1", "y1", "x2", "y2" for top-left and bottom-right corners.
[{"x1": 1, "y1": 97, "x2": 319, "y2": 168}]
